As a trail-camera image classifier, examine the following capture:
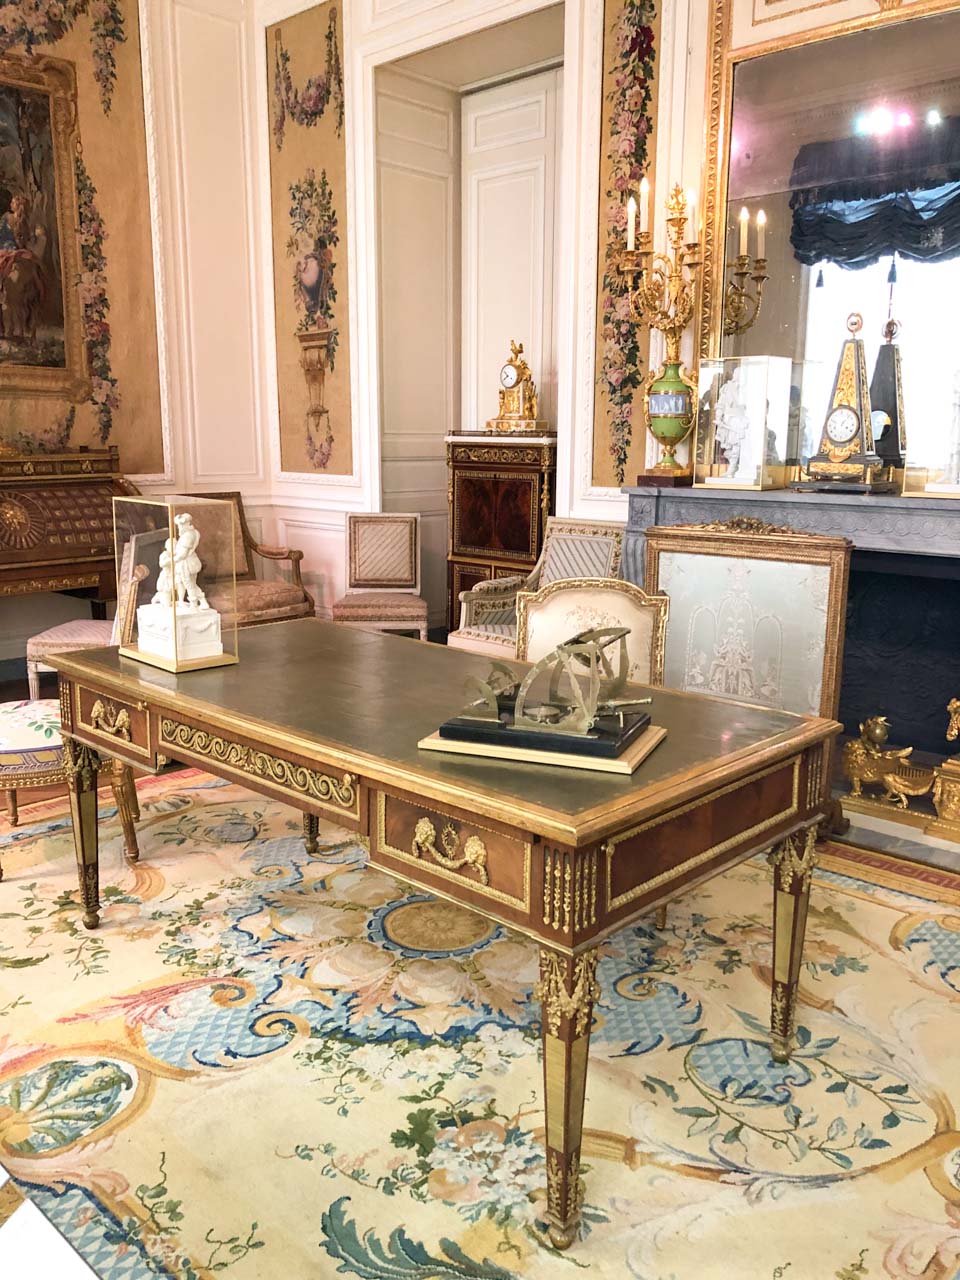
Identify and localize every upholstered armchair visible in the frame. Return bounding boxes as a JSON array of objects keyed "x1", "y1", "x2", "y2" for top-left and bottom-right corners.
[
  {"x1": 516, "y1": 577, "x2": 669, "y2": 684},
  {"x1": 446, "y1": 517, "x2": 625, "y2": 657},
  {"x1": 189, "y1": 492, "x2": 314, "y2": 626}
]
